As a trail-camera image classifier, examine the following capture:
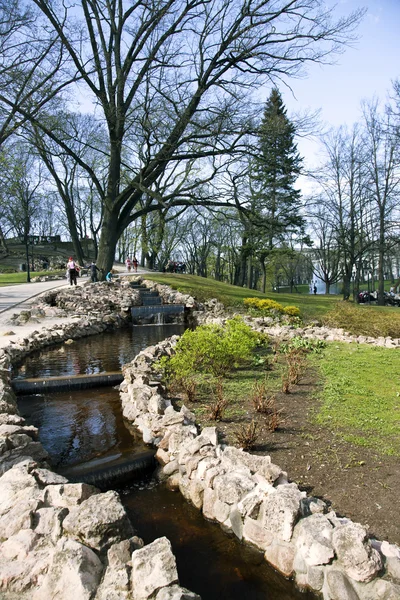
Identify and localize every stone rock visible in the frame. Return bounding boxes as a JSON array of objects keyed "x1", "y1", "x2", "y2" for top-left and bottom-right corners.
[
  {"x1": 300, "y1": 497, "x2": 327, "y2": 517},
  {"x1": 306, "y1": 565, "x2": 325, "y2": 591},
  {"x1": 166, "y1": 473, "x2": 181, "y2": 491},
  {"x1": 187, "y1": 479, "x2": 204, "y2": 510},
  {"x1": 32, "y1": 538, "x2": 103, "y2": 600},
  {"x1": 163, "y1": 459, "x2": 179, "y2": 476},
  {"x1": 324, "y1": 569, "x2": 360, "y2": 600},
  {"x1": 156, "y1": 448, "x2": 171, "y2": 466},
  {"x1": 385, "y1": 556, "x2": 400, "y2": 582},
  {"x1": 229, "y1": 505, "x2": 243, "y2": 540},
  {"x1": 33, "y1": 468, "x2": 69, "y2": 486},
  {"x1": 264, "y1": 541, "x2": 296, "y2": 578},
  {"x1": 155, "y1": 584, "x2": 202, "y2": 599},
  {"x1": 354, "y1": 578, "x2": 400, "y2": 600},
  {"x1": 44, "y1": 482, "x2": 98, "y2": 508},
  {"x1": 131, "y1": 537, "x2": 179, "y2": 599},
  {"x1": 259, "y1": 484, "x2": 304, "y2": 542},
  {"x1": 242, "y1": 517, "x2": 273, "y2": 551},
  {"x1": 332, "y1": 522, "x2": 382, "y2": 583},
  {"x1": 213, "y1": 499, "x2": 230, "y2": 524},
  {"x1": 294, "y1": 513, "x2": 334, "y2": 566},
  {"x1": 202, "y1": 487, "x2": 217, "y2": 521},
  {"x1": 32, "y1": 507, "x2": 69, "y2": 543},
  {"x1": 0, "y1": 528, "x2": 40, "y2": 561},
  {"x1": 94, "y1": 540, "x2": 132, "y2": 600},
  {"x1": 62, "y1": 490, "x2": 134, "y2": 553},
  {"x1": 0, "y1": 536, "x2": 54, "y2": 593},
  {"x1": 213, "y1": 472, "x2": 255, "y2": 505}
]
